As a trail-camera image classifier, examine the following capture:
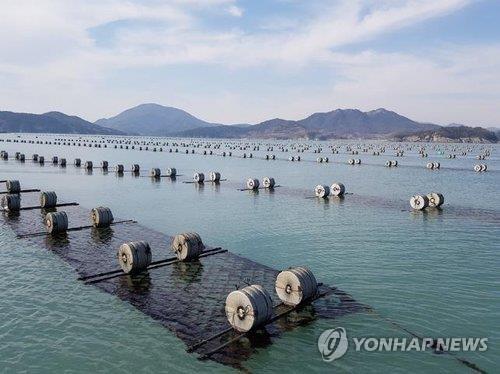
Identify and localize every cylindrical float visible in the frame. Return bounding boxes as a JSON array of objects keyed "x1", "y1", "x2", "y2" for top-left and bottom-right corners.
[
  {"x1": 150, "y1": 168, "x2": 161, "y2": 178},
  {"x1": 194, "y1": 172, "x2": 205, "y2": 183},
  {"x1": 225, "y1": 284, "x2": 273, "y2": 332},
  {"x1": 262, "y1": 177, "x2": 275, "y2": 189},
  {"x1": 40, "y1": 191, "x2": 57, "y2": 208},
  {"x1": 246, "y1": 178, "x2": 259, "y2": 190},
  {"x1": 275, "y1": 266, "x2": 318, "y2": 306},
  {"x1": 117, "y1": 241, "x2": 152, "y2": 274},
  {"x1": 409, "y1": 195, "x2": 429, "y2": 210},
  {"x1": 91, "y1": 207, "x2": 114, "y2": 227},
  {"x1": 209, "y1": 171, "x2": 221, "y2": 182},
  {"x1": 45, "y1": 211, "x2": 68, "y2": 234},
  {"x1": 315, "y1": 184, "x2": 330, "y2": 198},
  {"x1": 1, "y1": 194, "x2": 21, "y2": 211},
  {"x1": 171, "y1": 232, "x2": 204, "y2": 261},
  {"x1": 6, "y1": 180, "x2": 21, "y2": 193},
  {"x1": 330, "y1": 182, "x2": 345, "y2": 197},
  {"x1": 427, "y1": 192, "x2": 444, "y2": 208}
]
